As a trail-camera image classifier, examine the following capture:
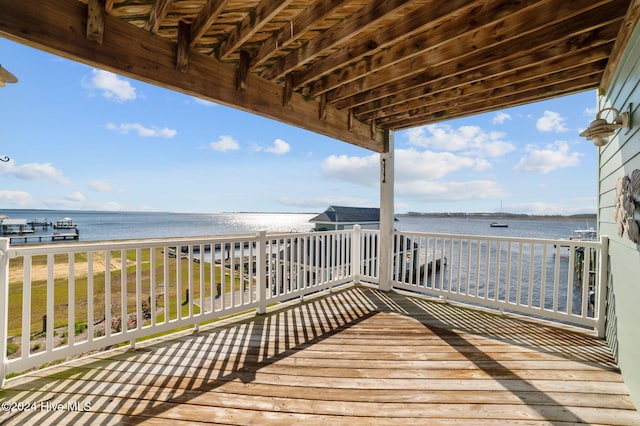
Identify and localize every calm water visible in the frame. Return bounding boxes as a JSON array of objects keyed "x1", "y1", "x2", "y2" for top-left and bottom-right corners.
[
  {"x1": 2, "y1": 209, "x2": 595, "y2": 315},
  {"x1": 0, "y1": 209, "x2": 593, "y2": 243}
]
